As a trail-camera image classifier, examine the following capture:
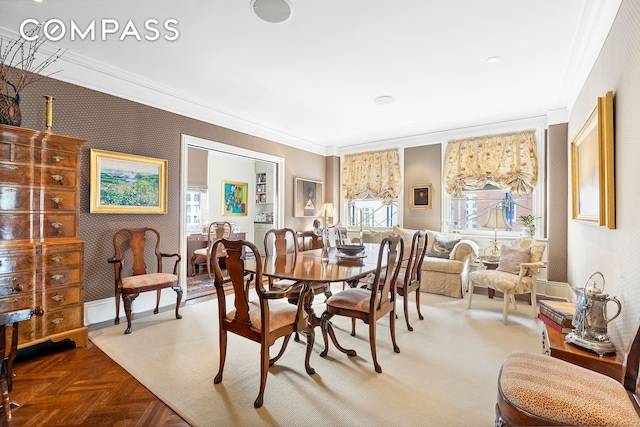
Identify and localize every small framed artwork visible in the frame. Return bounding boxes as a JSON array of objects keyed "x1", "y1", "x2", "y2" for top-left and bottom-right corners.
[
  {"x1": 294, "y1": 178, "x2": 323, "y2": 217},
  {"x1": 410, "y1": 184, "x2": 432, "y2": 210},
  {"x1": 90, "y1": 149, "x2": 167, "y2": 214},
  {"x1": 222, "y1": 180, "x2": 248, "y2": 216},
  {"x1": 571, "y1": 91, "x2": 615, "y2": 228}
]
